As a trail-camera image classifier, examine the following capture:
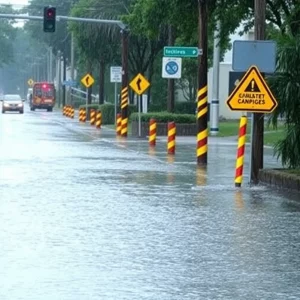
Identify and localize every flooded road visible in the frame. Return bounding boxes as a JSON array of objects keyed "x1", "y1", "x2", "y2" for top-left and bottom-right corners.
[{"x1": 1, "y1": 105, "x2": 300, "y2": 299}]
